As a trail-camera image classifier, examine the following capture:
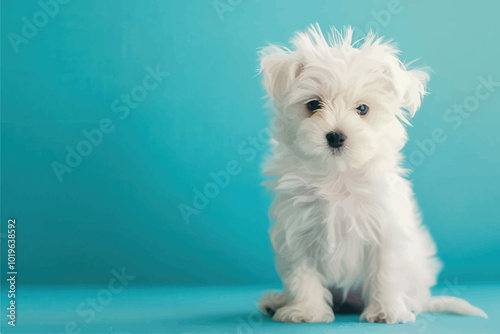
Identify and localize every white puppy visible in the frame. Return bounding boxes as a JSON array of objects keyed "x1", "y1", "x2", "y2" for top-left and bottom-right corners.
[{"x1": 258, "y1": 25, "x2": 487, "y2": 324}]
